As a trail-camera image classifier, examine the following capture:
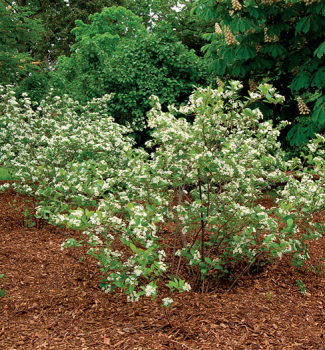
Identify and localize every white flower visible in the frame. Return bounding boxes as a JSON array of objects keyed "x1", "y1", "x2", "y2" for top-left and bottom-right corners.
[
  {"x1": 144, "y1": 284, "x2": 157, "y2": 297},
  {"x1": 162, "y1": 297, "x2": 173, "y2": 307},
  {"x1": 175, "y1": 249, "x2": 182, "y2": 257},
  {"x1": 307, "y1": 143, "x2": 317, "y2": 153},
  {"x1": 158, "y1": 261, "x2": 167, "y2": 271},
  {"x1": 127, "y1": 291, "x2": 139, "y2": 302},
  {"x1": 133, "y1": 266, "x2": 142, "y2": 276},
  {"x1": 183, "y1": 282, "x2": 191, "y2": 292}
]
